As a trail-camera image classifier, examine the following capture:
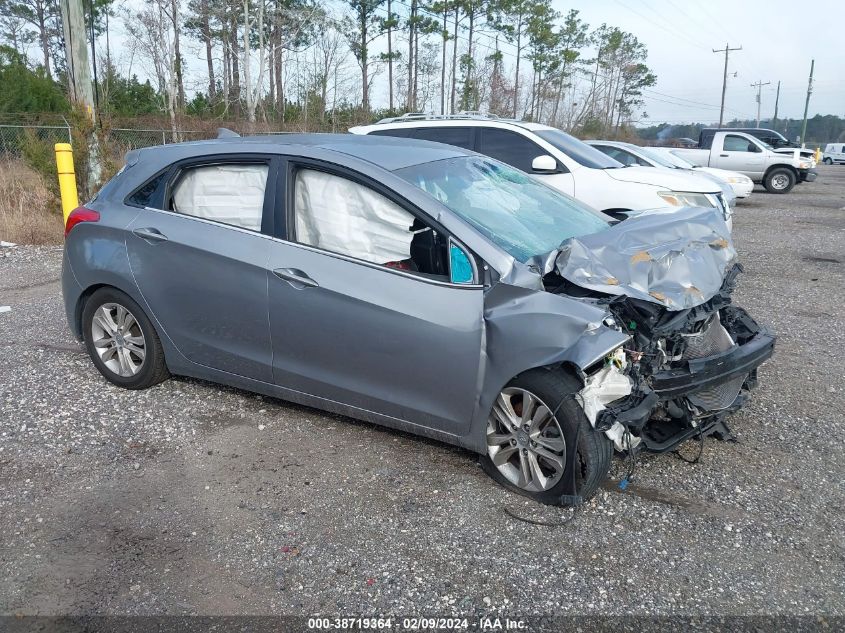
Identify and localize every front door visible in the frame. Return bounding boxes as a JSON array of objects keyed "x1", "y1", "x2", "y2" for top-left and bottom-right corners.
[
  {"x1": 718, "y1": 134, "x2": 767, "y2": 176},
  {"x1": 267, "y1": 164, "x2": 484, "y2": 435}
]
